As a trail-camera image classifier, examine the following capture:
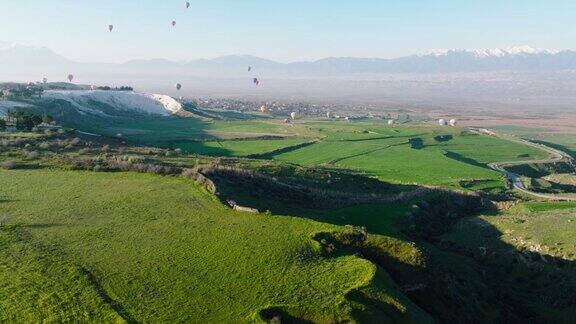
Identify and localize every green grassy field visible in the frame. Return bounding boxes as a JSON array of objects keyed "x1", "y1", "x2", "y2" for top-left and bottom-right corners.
[
  {"x1": 272, "y1": 124, "x2": 546, "y2": 188},
  {"x1": 27, "y1": 101, "x2": 550, "y2": 190},
  {"x1": 0, "y1": 169, "x2": 430, "y2": 323}
]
